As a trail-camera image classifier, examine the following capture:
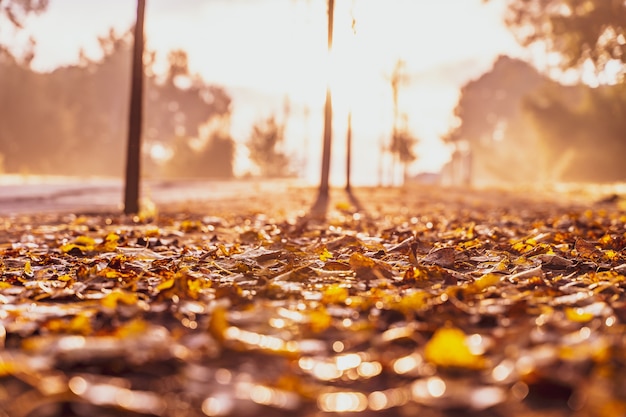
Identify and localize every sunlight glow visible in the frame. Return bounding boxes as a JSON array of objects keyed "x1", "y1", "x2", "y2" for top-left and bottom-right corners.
[
  {"x1": 412, "y1": 376, "x2": 446, "y2": 400},
  {"x1": 201, "y1": 395, "x2": 234, "y2": 417},
  {"x1": 392, "y1": 352, "x2": 423, "y2": 374},
  {"x1": 149, "y1": 143, "x2": 173, "y2": 163},
  {"x1": 11, "y1": 0, "x2": 521, "y2": 184},
  {"x1": 318, "y1": 391, "x2": 368, "y2": 413},
  {"x1": 368, "y1": 388, "x2": 411, "y2": 411}
]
